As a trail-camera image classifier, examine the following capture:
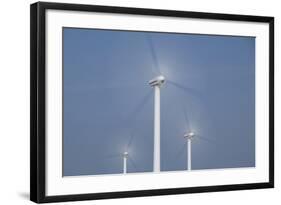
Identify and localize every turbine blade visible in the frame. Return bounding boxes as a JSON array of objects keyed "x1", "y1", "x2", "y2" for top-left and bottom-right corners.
[
  {"x1": 128, "y1": 156, "x2": 138, "y2": 171},
  {"x1": 174, "y1": 141, "x2": 187, "y2": 160},
  {"x1": 125, "y1": 90, "x2": 153, "y2": 150},
  {"x1": 126, "y1": 90, "x2": 152, "y2": 125},
  {"x1": 197, "y1": 135, "x2": 217, "y2": 145},
  {"x1": 182, "y1": 102, "x2": 191, "y2": 131},
  {"x1": 146, "y1": 34, "x2": 161, "y2": 75},
  {"x1": 126, "y1": 134, "x2": 134, "y2": 150},
  {"x1": 167, "y1": 80, "x2": 202, "y2": 101}
]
